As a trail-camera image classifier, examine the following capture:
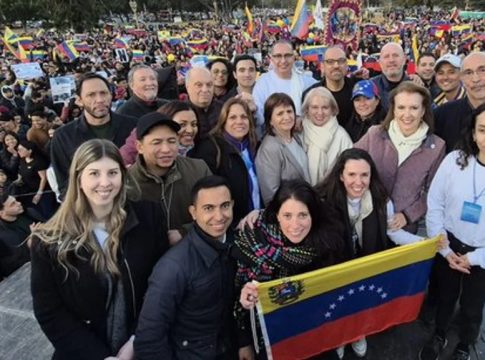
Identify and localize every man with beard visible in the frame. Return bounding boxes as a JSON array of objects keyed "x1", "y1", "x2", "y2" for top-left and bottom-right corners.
[
  {"x1": 303, "y1": 46, "x2": 364, "y2": 126},
  {"x1": 117, "y1": 64, "x2": 167, "y2": 118},
  {"x1": 50, "y1": 73, "x2": 136, "y2": 196}
]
